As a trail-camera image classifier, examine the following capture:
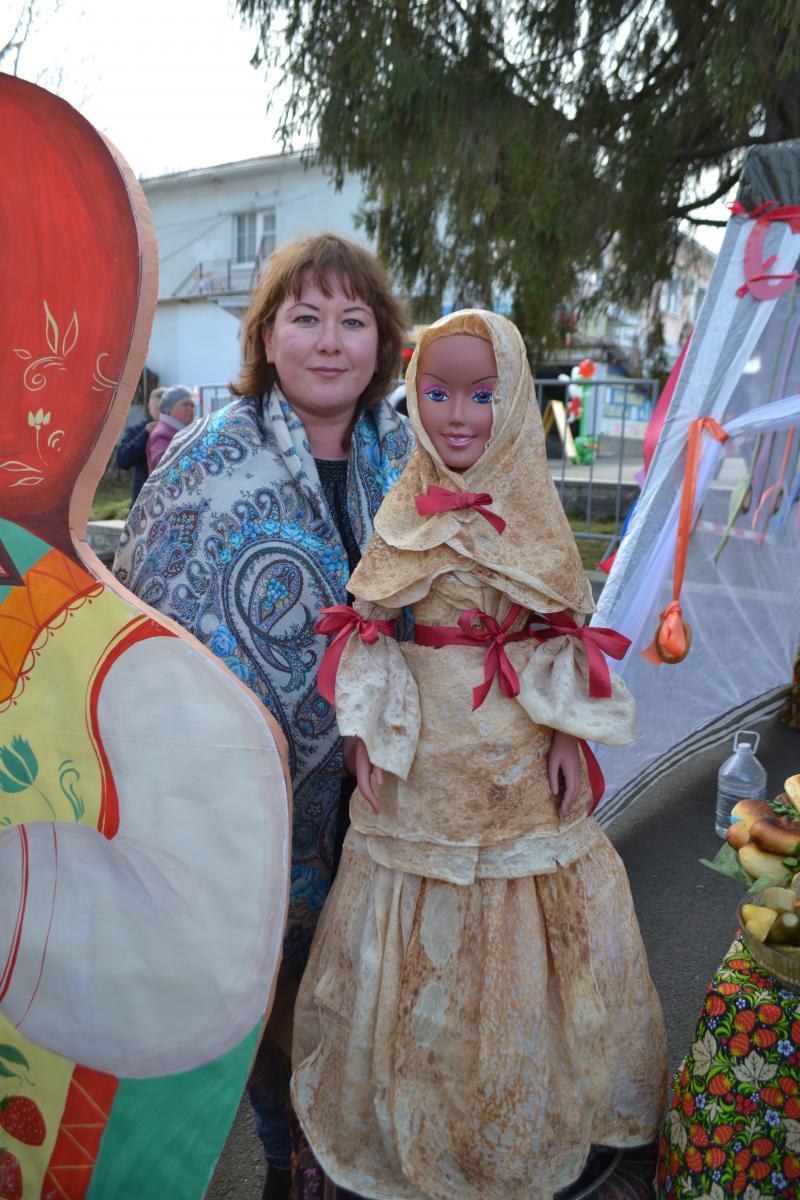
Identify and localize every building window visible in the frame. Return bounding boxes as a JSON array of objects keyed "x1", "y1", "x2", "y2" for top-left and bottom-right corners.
[
  {"x1": 234, "y1": 209, "x2": 276, "y2": 263},
  {"x1": 694, "y1": 286, "x2": 706, "y2": 321},
  {"x1": 661, "y1": 275, "x2": 683, "y2": 316}
]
